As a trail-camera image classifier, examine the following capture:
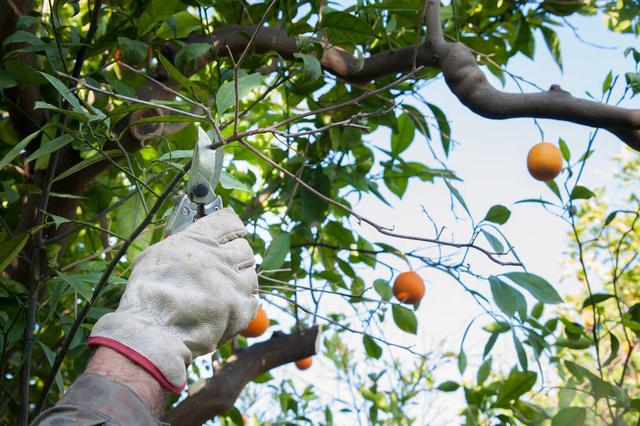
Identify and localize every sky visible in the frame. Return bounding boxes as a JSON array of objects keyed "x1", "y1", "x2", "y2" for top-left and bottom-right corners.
[{"x1": 207, "y1": 9, "x2": 639, "y2": 425}]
